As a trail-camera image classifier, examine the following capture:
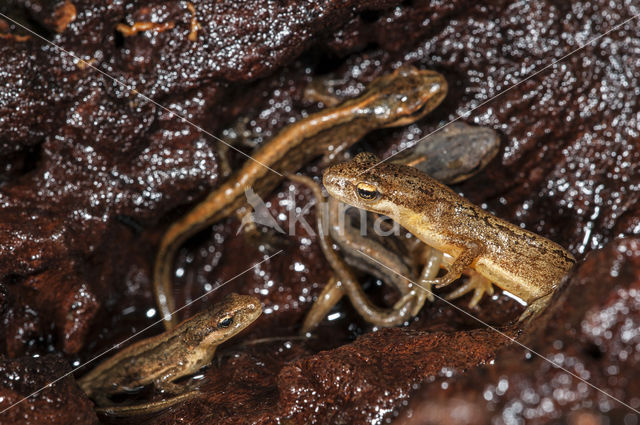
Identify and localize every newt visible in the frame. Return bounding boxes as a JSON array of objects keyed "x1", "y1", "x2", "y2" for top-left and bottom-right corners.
[
  {"x1": 300, "y1": 123, "x2": 500, "y2": 331},
  {"x1": 322, "y1": 153, "x2": 576, "y2": 320},
  {"x1": 331, "y1": 121, "x2": 501, "y2": 300},
  {"x1": 79, "y1": 293, "x2": 261, "y2": 415},
  {"x1": 155, "y1": 66, "x2": 447, "y2": 329}
]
